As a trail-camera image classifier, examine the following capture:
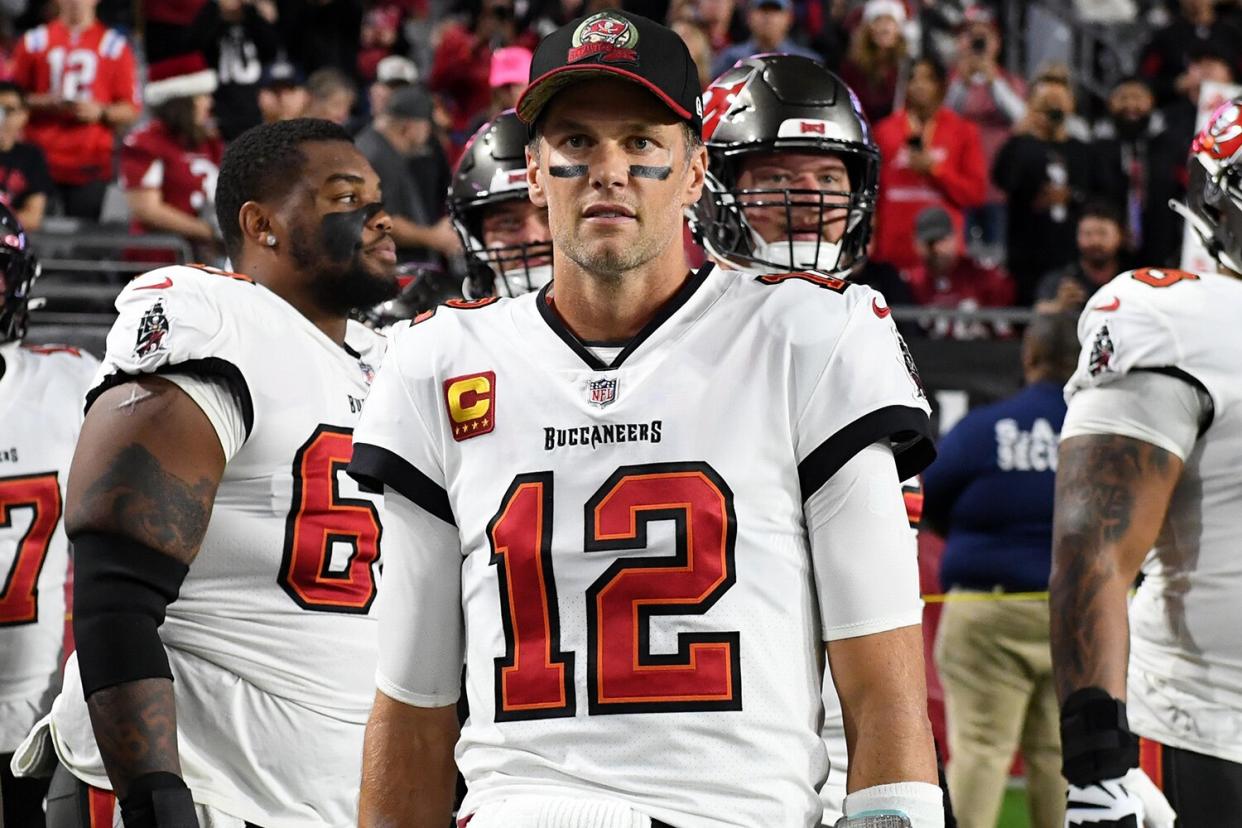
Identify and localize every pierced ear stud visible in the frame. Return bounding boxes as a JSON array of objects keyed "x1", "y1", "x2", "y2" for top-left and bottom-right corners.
[{"x1": 264, "y1": 234, "x2": 277, "y2": 247}]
